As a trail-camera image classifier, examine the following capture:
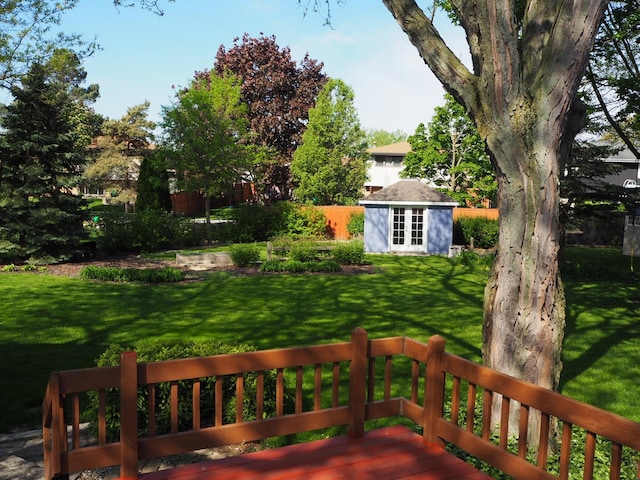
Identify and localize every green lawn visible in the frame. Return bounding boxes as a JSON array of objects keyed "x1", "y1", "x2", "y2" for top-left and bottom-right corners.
[{"x1": 1, "y1": 247, "x2": 639, "y2": 432}]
